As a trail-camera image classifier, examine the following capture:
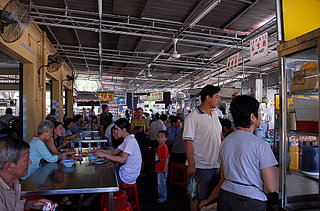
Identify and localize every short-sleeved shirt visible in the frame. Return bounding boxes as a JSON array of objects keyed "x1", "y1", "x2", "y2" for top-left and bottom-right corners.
[
  {"x1": 183, "y1": 107, "x2": 222, "y2": 169},
  {"x1": 150, "y1": 120, "x2": 167, "y2": 140},
  {"x1": 70, "y1": 123, "x2": 81, "y2": 134},
  {"x1": 130, "y1": 119, "x2": 149, "y2": 133},
  {"x1": 28, "y1": 137, "x2": 58, "y2": 175},
  {"x1": 62, "y1": 127, "x2": 72, "y2": 137},
  {"x1": 155, "y1": 145, "x2": 170, "y2": 173},
  {"x1": 167, "y1": 126, "x2": 180, "y2": 146},
  {"x1": 118, "y1": 134, "x2": 142, "y2": 184},
  {"x1": 218, "y1": 130, "x2": 278, "y2": 201},
  {"x1": 0, "y1": 176, "x2": 25, "y2": 211}
]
